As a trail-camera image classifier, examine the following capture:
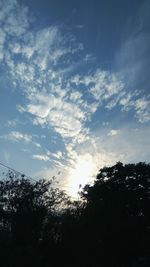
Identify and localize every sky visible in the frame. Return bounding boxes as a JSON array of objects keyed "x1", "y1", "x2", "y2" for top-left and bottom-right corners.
[{"x1": 0, "y1": 0, "x2": 150, "y2": 198}]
